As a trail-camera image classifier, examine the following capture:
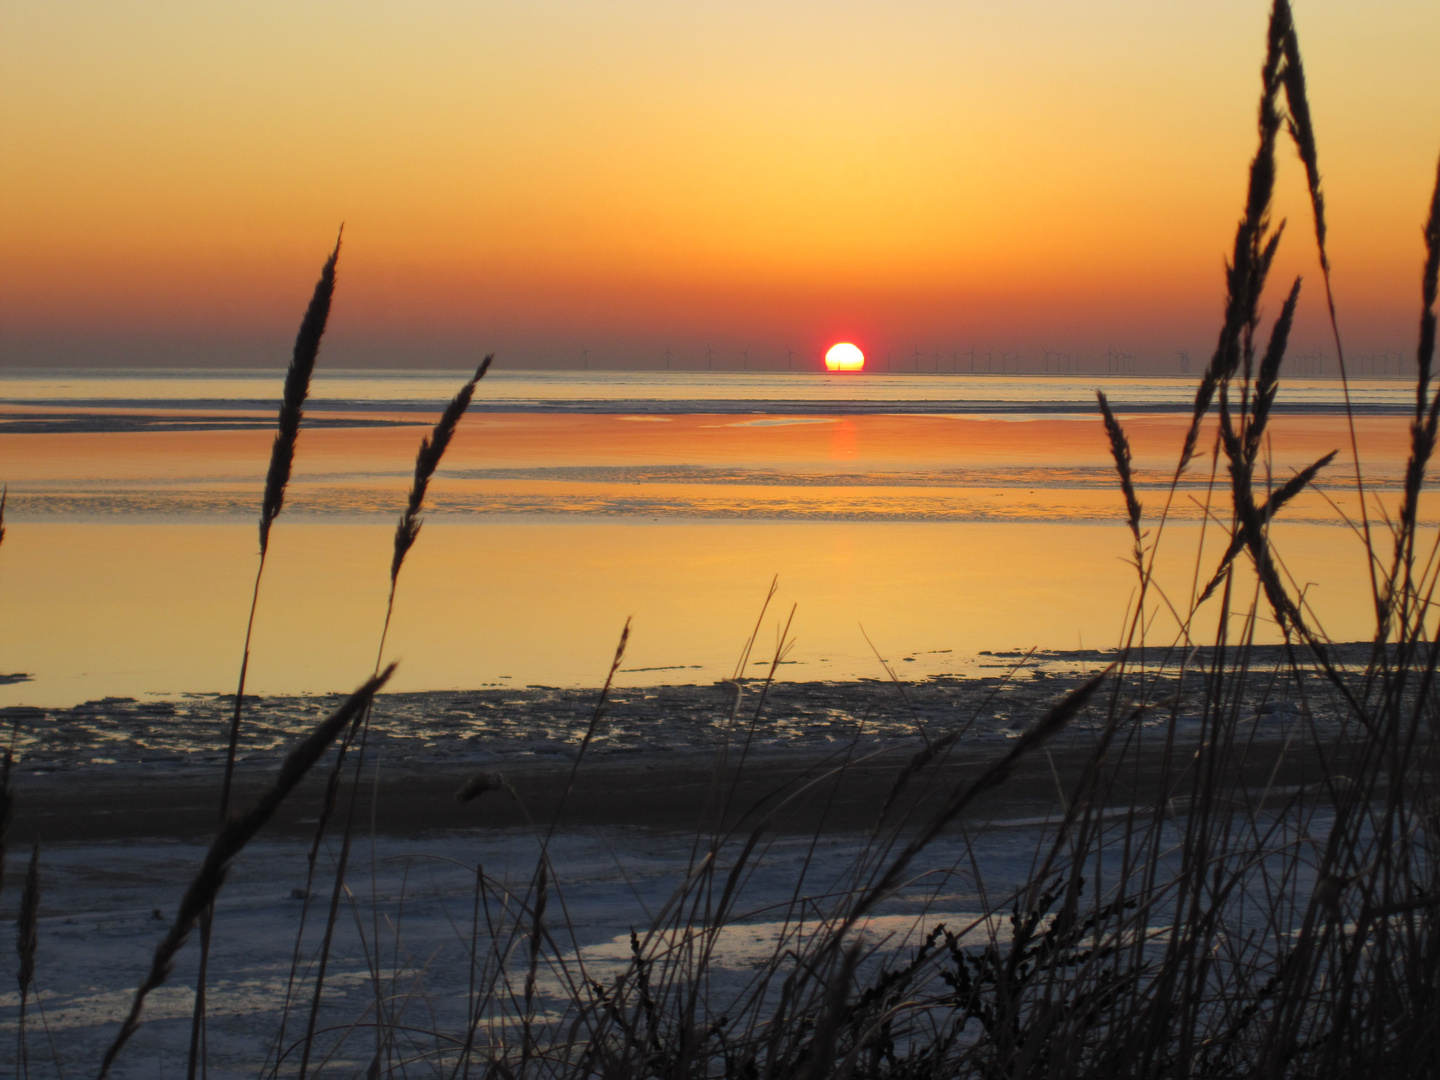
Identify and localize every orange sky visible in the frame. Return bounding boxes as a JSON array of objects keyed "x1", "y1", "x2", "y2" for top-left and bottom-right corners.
[{"x1": 2, "y1": 1, "x2": 1439, "y2": 369}]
